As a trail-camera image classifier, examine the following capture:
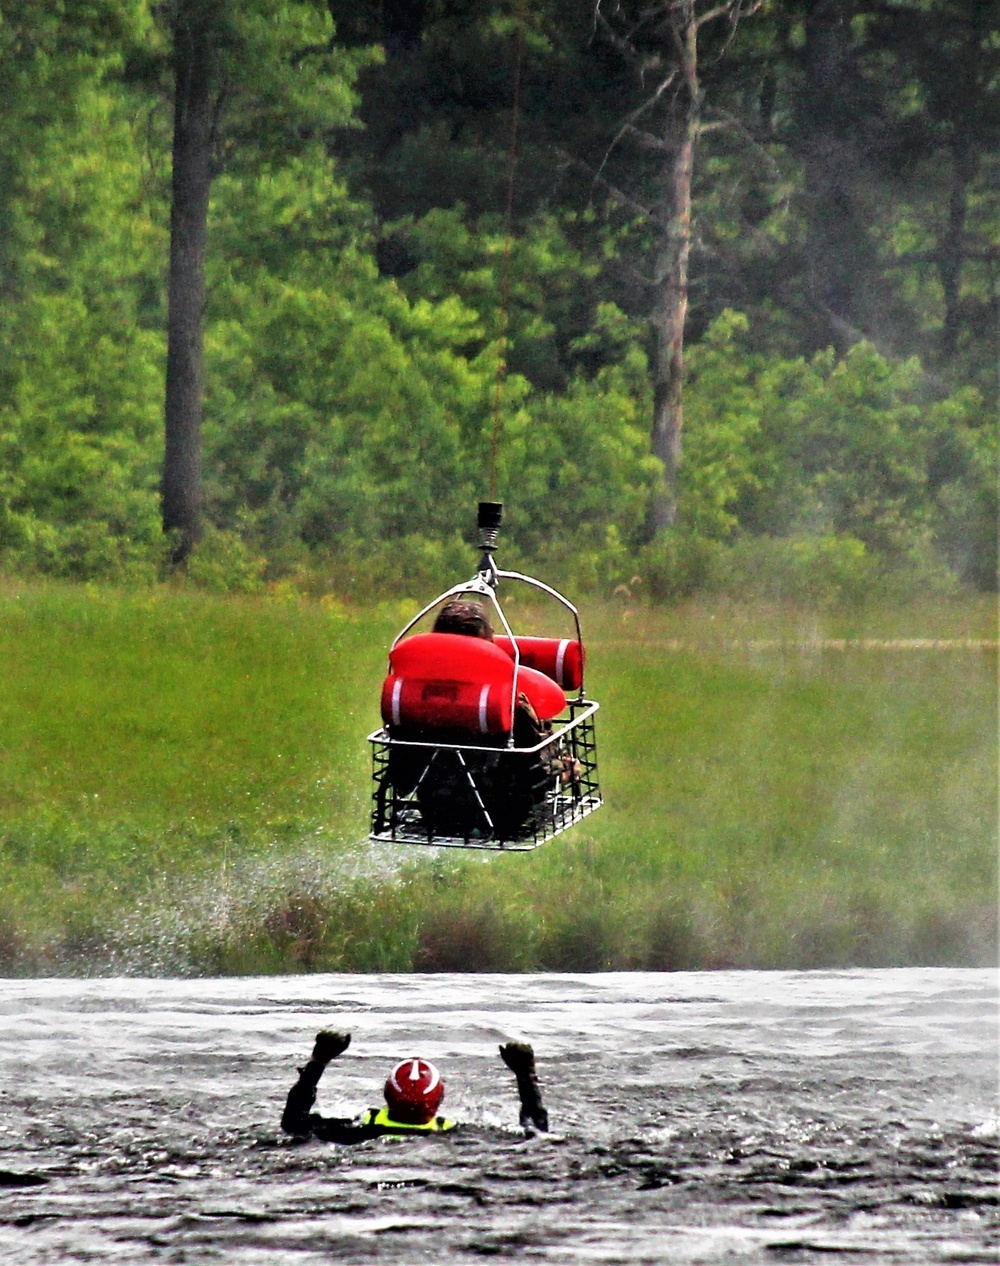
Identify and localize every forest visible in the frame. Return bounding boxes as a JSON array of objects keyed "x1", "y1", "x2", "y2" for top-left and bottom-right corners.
[{"x1": 1, "y1": 0, "x2": 996, "y2": 601}]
